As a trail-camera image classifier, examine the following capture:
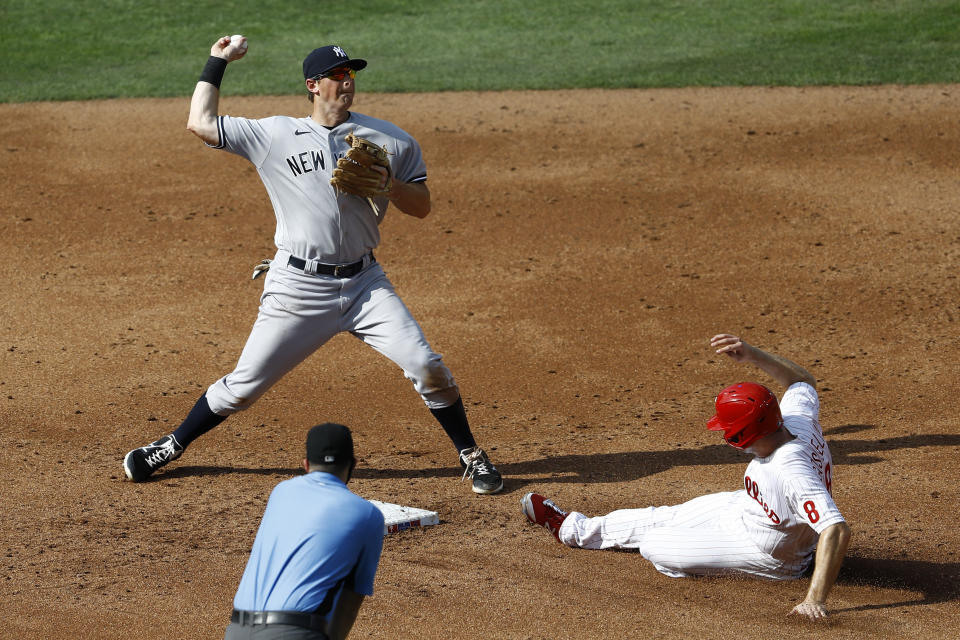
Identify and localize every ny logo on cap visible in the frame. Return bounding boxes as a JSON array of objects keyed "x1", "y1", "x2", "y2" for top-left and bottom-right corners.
[{"x1": 333, "y1": 46, "x2": 347, "y2": 58}]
